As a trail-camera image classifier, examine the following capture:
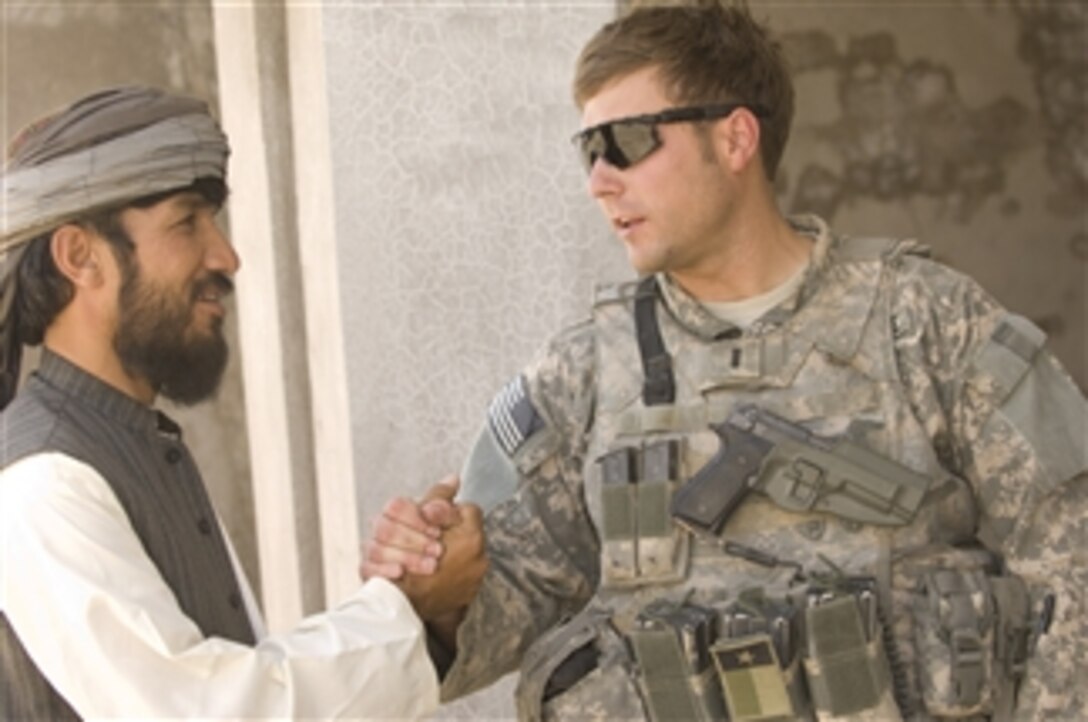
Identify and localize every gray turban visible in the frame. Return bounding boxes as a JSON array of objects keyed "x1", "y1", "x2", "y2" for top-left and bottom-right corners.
[{"x1": 0, "y1": 85, "x2": 229, "y2": 407}]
